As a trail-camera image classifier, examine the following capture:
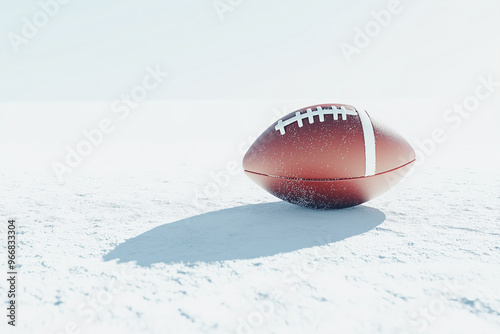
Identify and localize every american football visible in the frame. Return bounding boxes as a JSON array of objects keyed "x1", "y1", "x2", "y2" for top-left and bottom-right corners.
[{"x1": 243, "y1": 104, "x2": 416, "y2": 209}]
